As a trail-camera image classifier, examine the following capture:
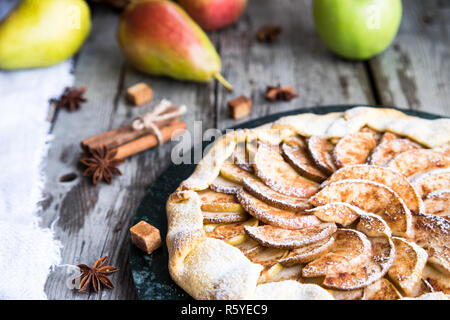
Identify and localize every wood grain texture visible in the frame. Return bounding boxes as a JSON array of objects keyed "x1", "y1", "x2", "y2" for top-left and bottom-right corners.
[
  {"x1": 41, "y1": 0, "x2": 449, "y2": 299},
  {"x1": 369, "y1": 0, "x2": 450, "y2": 116}
]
